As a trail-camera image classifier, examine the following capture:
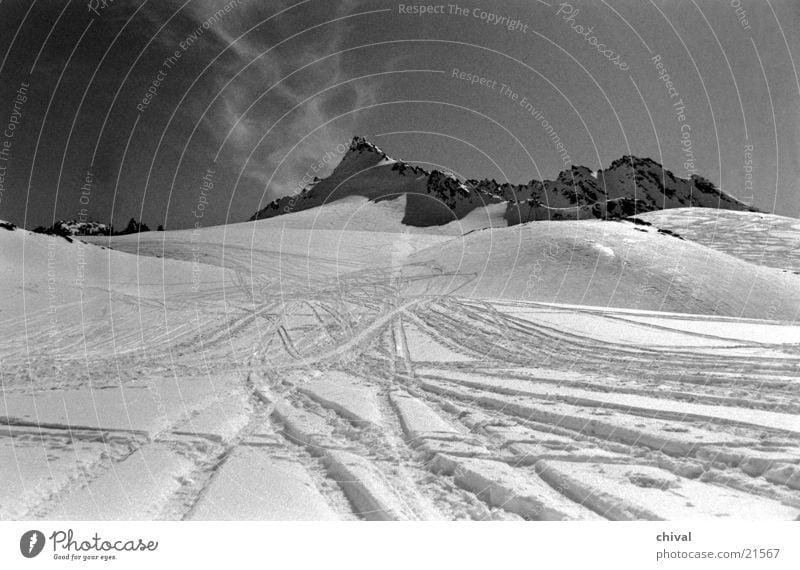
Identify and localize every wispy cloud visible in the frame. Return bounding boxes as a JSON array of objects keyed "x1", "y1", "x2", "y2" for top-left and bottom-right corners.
[{"x1": 145, "y1": 0, "x2": 381, "y2": 200}]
